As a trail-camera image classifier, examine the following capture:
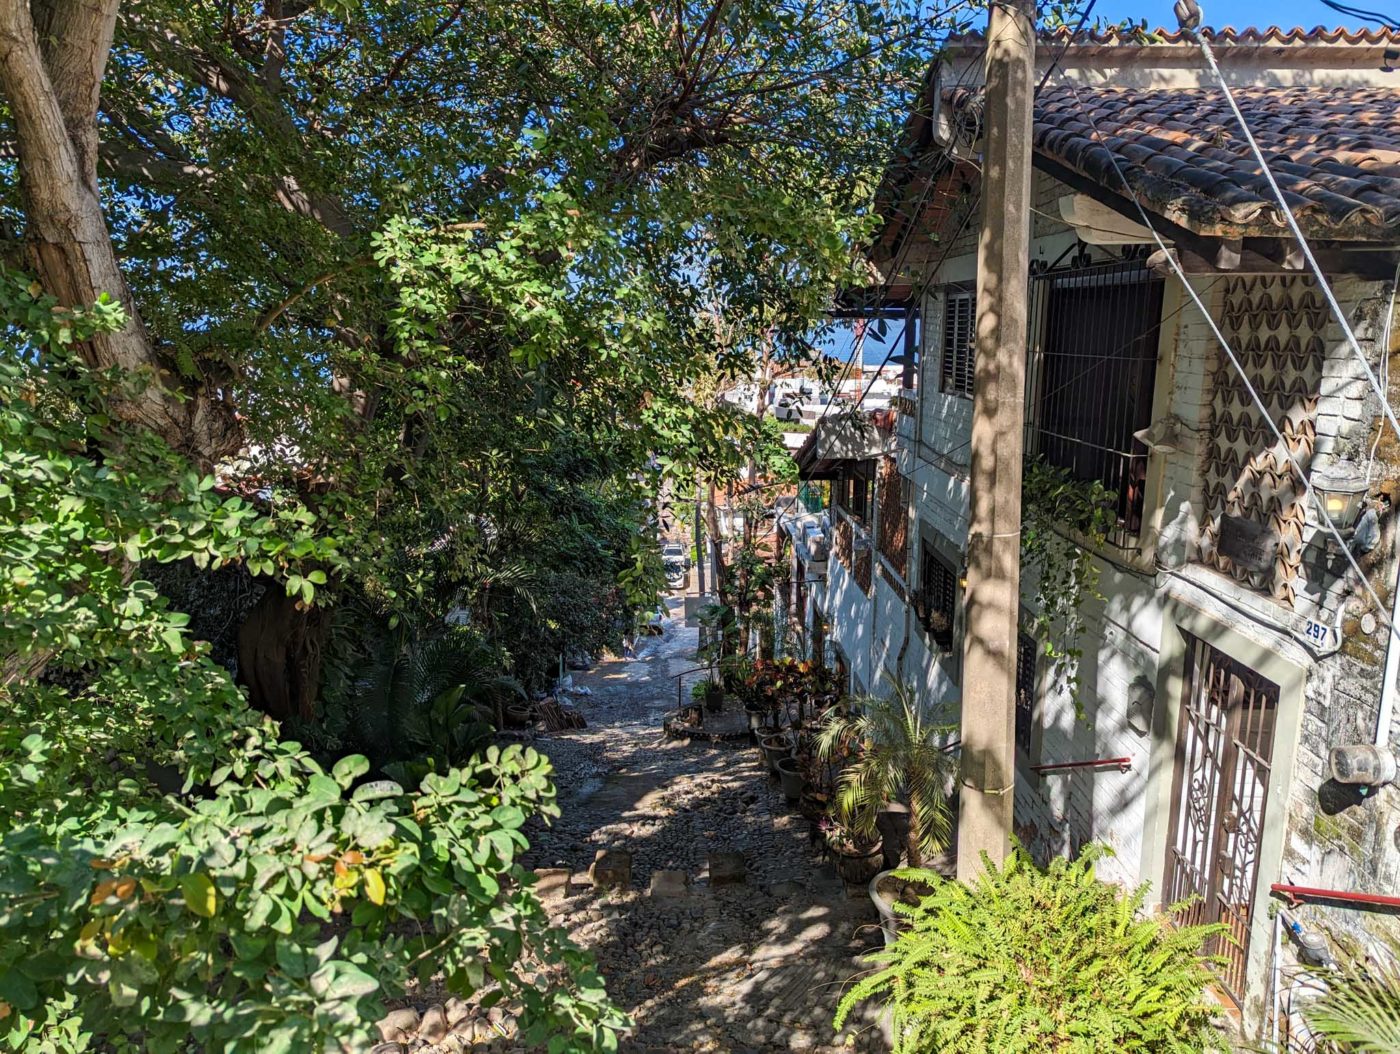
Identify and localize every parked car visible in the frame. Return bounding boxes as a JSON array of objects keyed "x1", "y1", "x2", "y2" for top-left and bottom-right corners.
[{"x1": 661, "y1": 542, "x2": 689, "y2": 588}]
